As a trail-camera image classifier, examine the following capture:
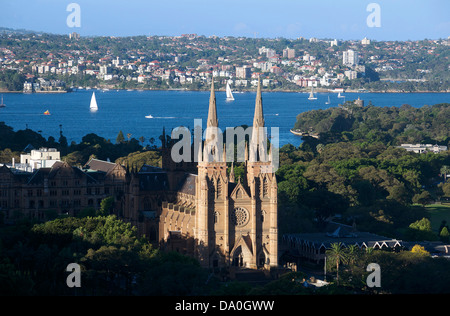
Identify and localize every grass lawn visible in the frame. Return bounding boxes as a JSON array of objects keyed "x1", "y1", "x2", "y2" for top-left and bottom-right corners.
[{"x1": 425, "y1": 203, "x2": 450, "y2": 232}]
